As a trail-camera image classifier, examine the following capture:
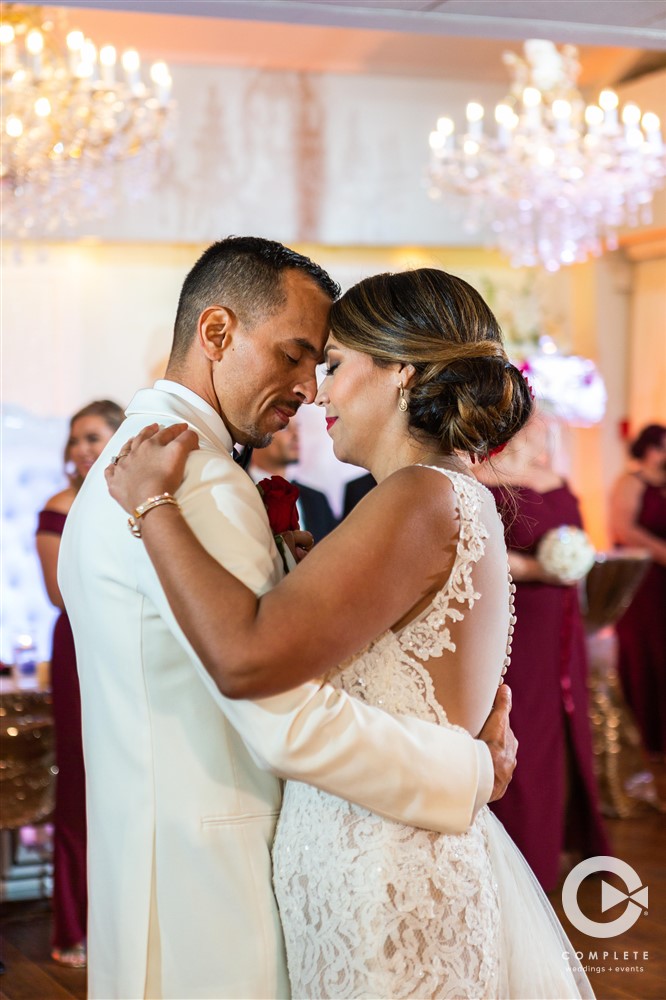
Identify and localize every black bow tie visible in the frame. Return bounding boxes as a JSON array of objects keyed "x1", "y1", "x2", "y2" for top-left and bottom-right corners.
[{"x1": 233, "y1": 445, "x2": 254, "y2": 471}]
